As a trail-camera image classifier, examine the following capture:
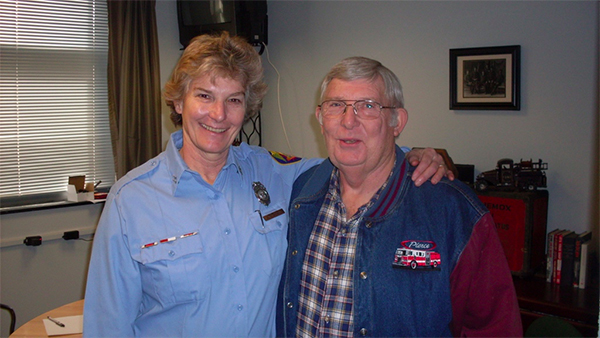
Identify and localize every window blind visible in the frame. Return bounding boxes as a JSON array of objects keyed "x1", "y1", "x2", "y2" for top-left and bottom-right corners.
[{"x1": 0, "y1": 0, "x2": 115, "y2": 200}]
